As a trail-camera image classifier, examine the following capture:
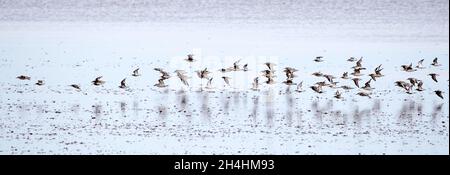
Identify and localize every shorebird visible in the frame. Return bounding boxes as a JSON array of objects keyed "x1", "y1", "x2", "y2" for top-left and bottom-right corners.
[
  {"x1": 92, "y1": 76, "x2": 105, "y2": 86},
  {"x1": 310, "y1": 85, "x2": 323, "y2": 93},
  {"x1": 284, "y1": 67, "x2": 298, "y2": 79},
  {"x1": 328, "y1": 81, "x2": 339, "y2": 88},
  {"x1": 265, "y1": 77, "x2": 276, "y2": 84},
  {"x1": 315, "y1": 81, "x2": 328, "y2": 87},
  {"x1": 205, "y1": 77, "x2": 214, "y2": 89},
  {"x1": 222, "y1": 76, "x2": 231, "y2": 86},
  {"x1": 403, "y1": 83, "x2": 413, "y2": 94},
  {"x1": 283, "y1": 78, "x2": 296, "y2": 85},
  {"x1": 196, "y1": 68, "x2": 211, "y2": 89},
  {"x1": 323, "y1": 74, "x2": 336, "y2": 83},
  {"x1": 362, "y1": 79, "x2": 373, "y2": 90},
  {"x1": 334, "y1": 90, "x2": 343, "y2": 99},
  {"x1": 312, "y1": 71, "x2": 323, "y2": 77},
  {"x1": 401, "y1": 63, "x2": 416, "y2": 72},
  {"x1": 374, "y1": 64, "x2": 384, "y2": 77},
  {"x1": 174, "y1": 70, "x2": 188, "y2": 75},
  {"x1": 351, "y1": 67, "x2": 366, "y2": 76},
  {"x1": 416, "y1": 80, "x2": 424, "y2": 91},
  {"x1": 119, "y1": 78, "x2": 127, "y2": 89},
  {"x1": 70, "y1": 84, "x2": 81, "y2": 91},
  {"x1": 314, "y1": 56, "x2": 324, "y2": 62},
  {"x1": 154, "y1": 68, "x2": 171, "y2": 80},
  {"x1": 264, "y1": 62, "x2": 276, "y2": 71},
  {"x1": 347, "y1": 57, "x2": 357, "y2": 62},
  {"x1": 132, "y1": 68, "x2": 141, "y2": 77},
  {"x1": 395, "y1": 81, "x2": 408, "y2": 89},
  {"x1": 356, "y1": 92, "x2": 371, "y2": 98},
  {"x1": 219, "y1": 68, "x2": 231, "y2": 73},
  {"x1": 407, "y1": 78, "x2": 419, "y2": 87},
  {"x1": 175, "y1": 70, "x2": 190, "y2": 87},
  {"x1": 154, "y1": 78, "x2": 168, "y2": 88},
  {"x1": 243, "y1": 64, "x2": 249, "y2": 71},
  {"x1": 416, "y1": 59, "x2": 425, "y2": 69},
  {"x1": 295, "y1": 81, "x2": 305, "y2": 93},
  {"x1": 369, "y1": 73, "x2": 378, "y2": 81},
  {"x1": 340, "y1": 85, "x2": 354, "y2": 90},
  {"x1": 354, "y1": 57, "x2": 363, "y2": 69},
  {"x1": 431, "y1": 58, "x2": 441, "y2": 67},
  {"x1": 230, "y1": 59, "x2": 242, "y2": 71},
  {"x1": 196, "y1": 68, "x2": 211, "y2": 79},
  {"x1": 429, "y1": 73, "x2": 438, "y2": 82},
  {"x1": 261, "y1": 70, "x2": 276, "y2": 78},
  {"x1": 252, "y1": 77, "x2": 259, "y2": 90},
  {"x1": 35, "y1": 80, "x2": 45, "y2": 86},
  {"x1": 434, "y1": 90, "x2": 444, "y2": 99},
  {"x1": 341, "y1": 72, "x2": 349, "y2": 79},
  {"x1": 17, "y1": 75, "x2": 31, "y2": 80},
  {"x1": 352, "y1": 78, "x2": 361, "y2": 88},
  {"x1": 185, "y1": 54, "x2": 195, "y2": 62}
]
